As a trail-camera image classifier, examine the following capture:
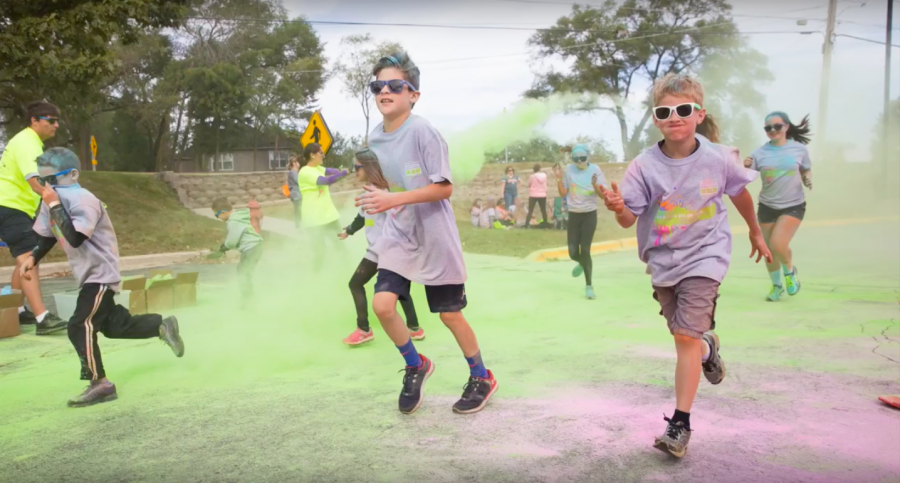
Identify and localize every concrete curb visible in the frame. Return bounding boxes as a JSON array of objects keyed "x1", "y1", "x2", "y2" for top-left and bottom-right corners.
[
  {"x1": 0, "y1": 250, "x2": 228, "y2": 280},
  {"x1": 526, "y1": 216, "x2": 900, "y2": 263}
]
